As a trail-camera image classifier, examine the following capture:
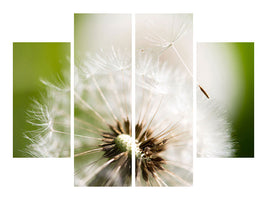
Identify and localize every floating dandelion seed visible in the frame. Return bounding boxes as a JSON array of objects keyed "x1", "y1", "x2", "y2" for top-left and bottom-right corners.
[{"x1": 139, "y1": 14, "x2": 209, "y2": 99}]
